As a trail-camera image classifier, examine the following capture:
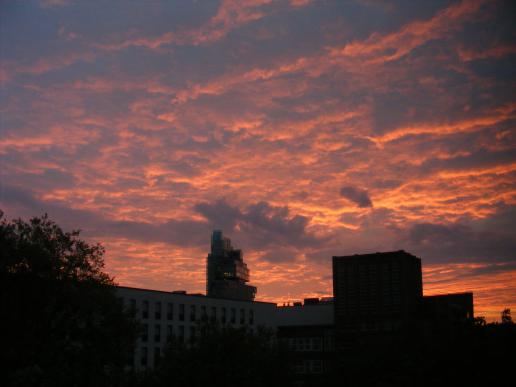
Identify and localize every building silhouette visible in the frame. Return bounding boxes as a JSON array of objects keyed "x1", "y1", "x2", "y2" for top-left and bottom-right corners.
[
  {"x1": 116, "y1": 238, "x2": 474, "y2": 379},
  {"x1": 117, "y1": 231, "x2": 335, "y2": 372},
  {"x1": 333, "y1": 250, "x2": 422, "y2": 334},
  {"x1": 206, "y1": 230, "x2": 256, "y2": 301},
  {"x1": 421, "y1": 292, "x2": 474, "y2": 338}
]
